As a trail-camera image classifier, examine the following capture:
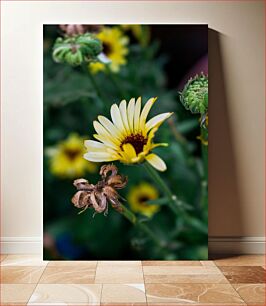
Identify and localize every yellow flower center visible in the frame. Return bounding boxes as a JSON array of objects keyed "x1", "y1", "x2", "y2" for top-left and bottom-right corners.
[
  {"x1": 102, "y1": 42, "x2": 112, "y2": 56},
  {"x1": 121, "y1": 134, "x2": 147, "y2": 154},
  {"x1": 63, "y1": 147, "x2": 82, "y2": 161},
  {"x1": 138, "y1": 195, "x2": 150, "y2": 207}
]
